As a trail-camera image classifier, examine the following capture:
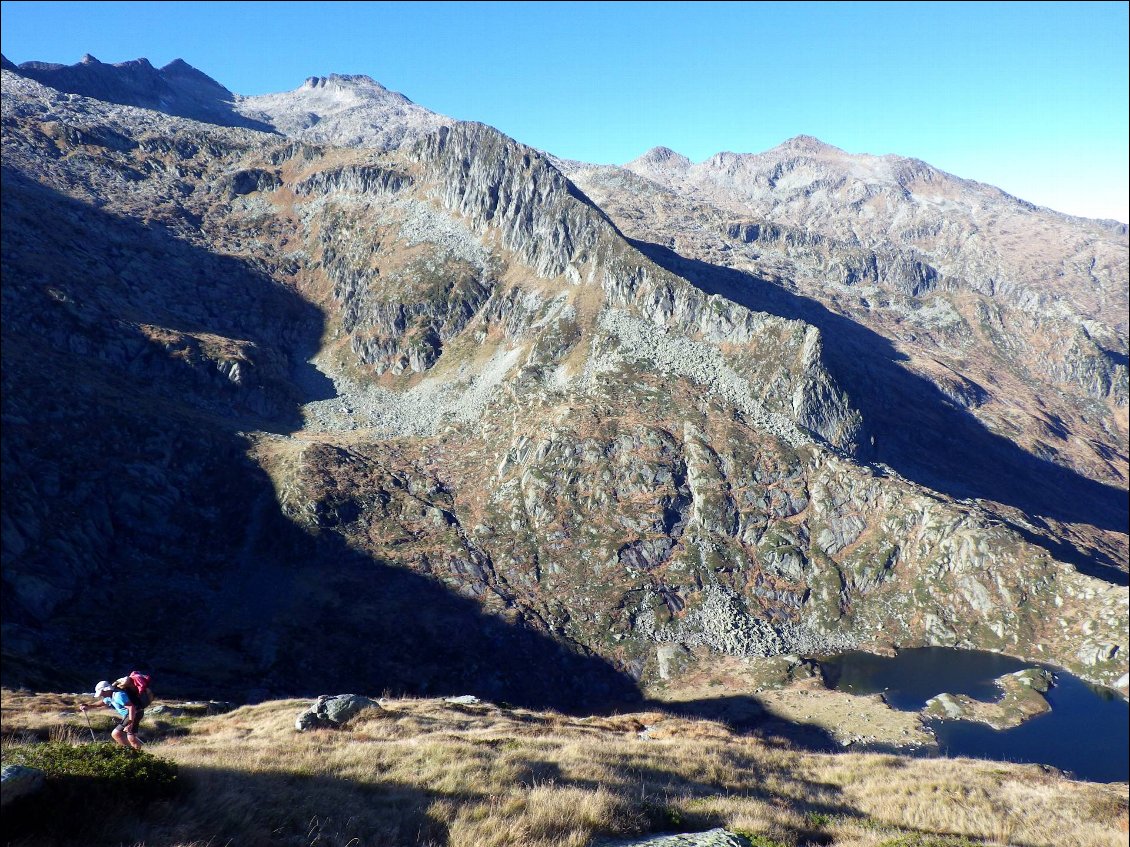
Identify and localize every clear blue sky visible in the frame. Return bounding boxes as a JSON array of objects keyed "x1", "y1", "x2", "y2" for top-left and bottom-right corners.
[{"x1": 2, "y1": 1, "x2": 1127, "y2": 221}]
